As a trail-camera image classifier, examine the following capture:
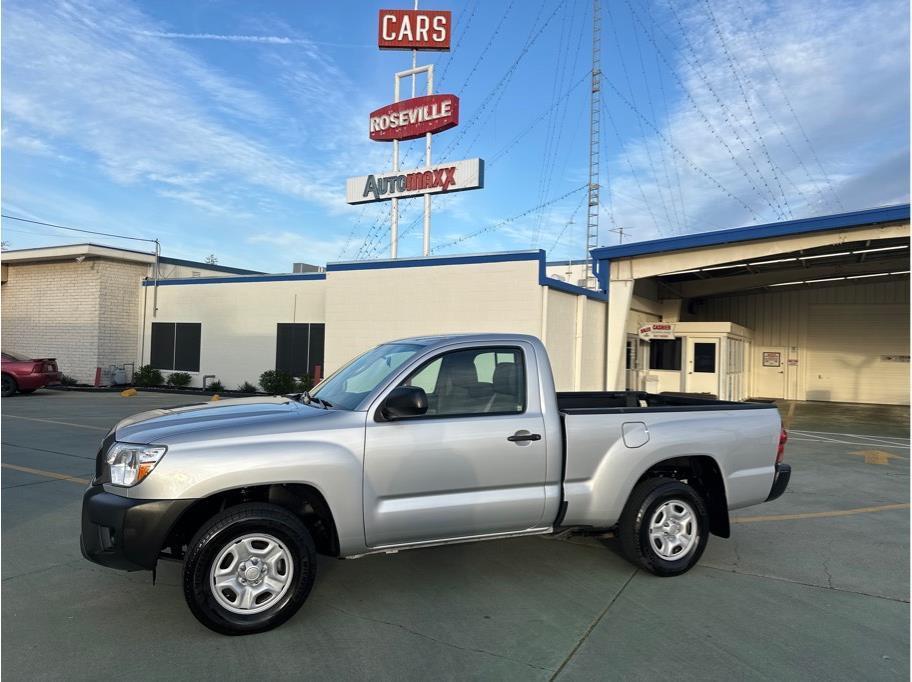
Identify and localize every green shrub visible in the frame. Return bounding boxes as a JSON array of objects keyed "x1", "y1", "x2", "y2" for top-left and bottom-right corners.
[
  {"x1": 294, "y1": 375, "x2": 315, "y2": 393},
  {"x1": 259, "y1": 370, "x2": 295, "y2": 395},
  {"x1": 59, "y1": 374, "x2": 78, "y2": 386},
  {"x1": 237, "y1": 381, "x2": 257, "y2": 393},
  {"x1": 166, "y1": 372, "x2": 193, "y2": 388},
  {"x1": 208, "y1": 380, "x2": 225, "y2": 392},
  {"x1": 134, "y1": 365, "x2": 164, "y2": 387}
]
